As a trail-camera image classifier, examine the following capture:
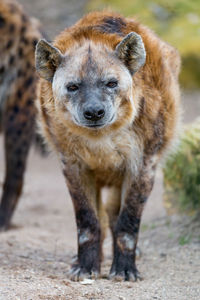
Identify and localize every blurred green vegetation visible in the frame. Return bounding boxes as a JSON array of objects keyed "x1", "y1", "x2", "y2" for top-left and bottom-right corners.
[
  {"x1": 163, "y1": 119, "x2": 200, "y2": 213},
  {"x1": 87, "y1": 0, "x2": 200, "y2": 88}
]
